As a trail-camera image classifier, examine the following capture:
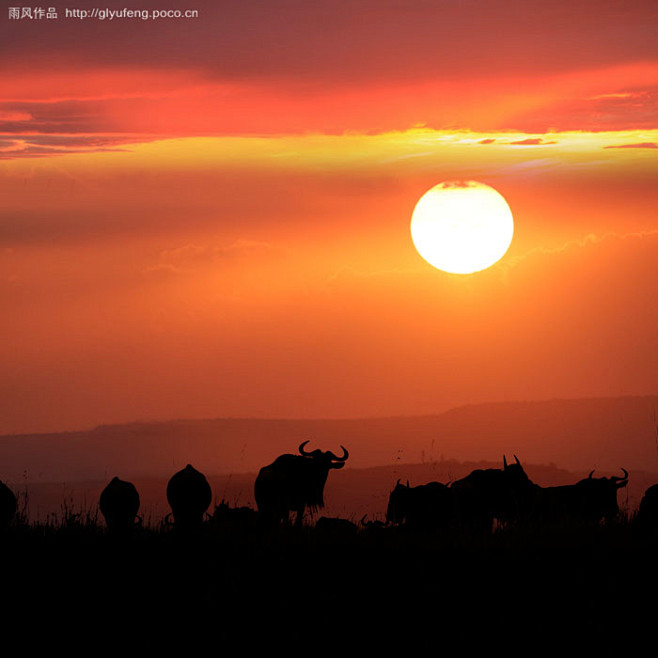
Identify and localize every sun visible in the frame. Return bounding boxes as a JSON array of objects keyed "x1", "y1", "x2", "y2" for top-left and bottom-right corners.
[{"x1": 410, "y1": 181, "x2": 514, "y2": 274}]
